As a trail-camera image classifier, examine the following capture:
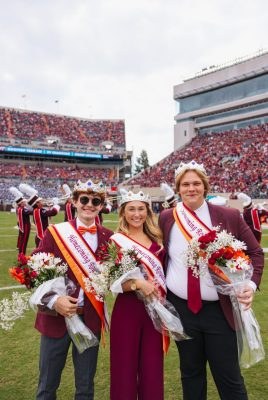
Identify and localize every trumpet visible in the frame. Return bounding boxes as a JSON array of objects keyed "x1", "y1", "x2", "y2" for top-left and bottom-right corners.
[{"x1": 42, "y1": 194, "x2": 71, "y2": 207}]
